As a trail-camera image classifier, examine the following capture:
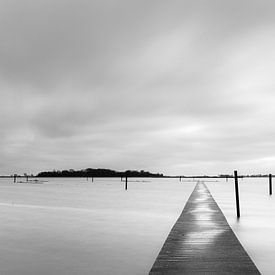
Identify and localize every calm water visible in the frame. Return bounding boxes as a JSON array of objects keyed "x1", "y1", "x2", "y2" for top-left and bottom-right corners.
[
  {"x1": 0, "y1": 177, "x2": 274, "y2": 274},
  {"x1": 207, "y1": 177, "x2": 275, "y2": 275},
  {"x1": 0, "y1": 177, "x2": 195, "y2": 275}
]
